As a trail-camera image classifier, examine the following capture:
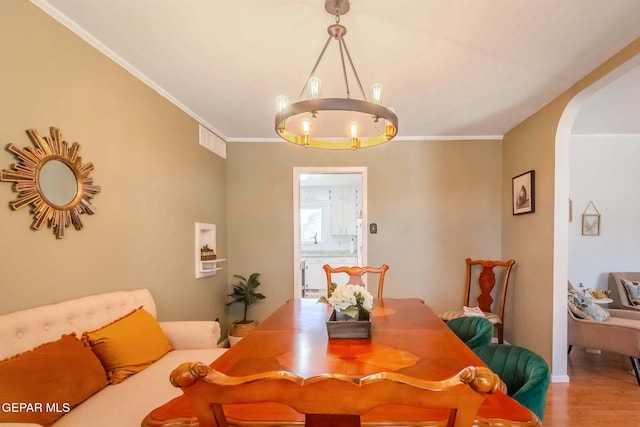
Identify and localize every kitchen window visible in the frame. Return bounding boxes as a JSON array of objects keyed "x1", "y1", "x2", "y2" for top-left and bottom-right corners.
[{"x1": 301, "y1": 208, "x2": 322, "y2": 243}]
